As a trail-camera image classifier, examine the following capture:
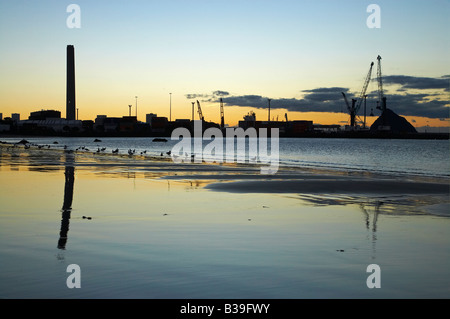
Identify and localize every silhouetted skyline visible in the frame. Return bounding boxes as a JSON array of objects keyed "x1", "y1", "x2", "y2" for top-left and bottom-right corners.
[{"x1": 0, "y1": 1, "x2": 448, "y2": 129}]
